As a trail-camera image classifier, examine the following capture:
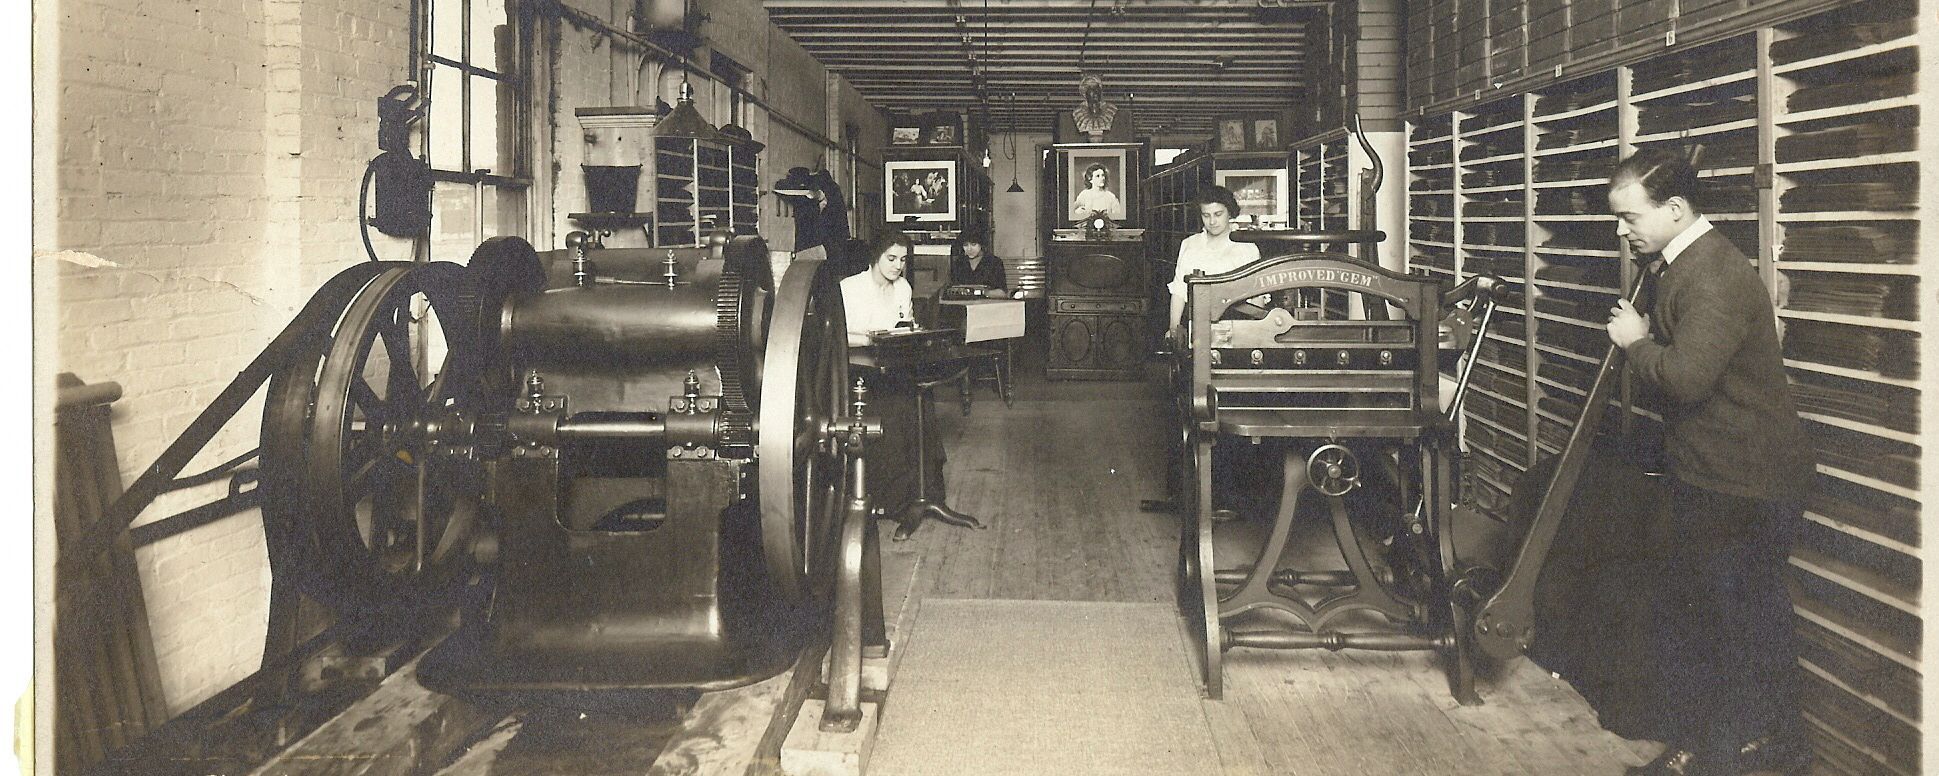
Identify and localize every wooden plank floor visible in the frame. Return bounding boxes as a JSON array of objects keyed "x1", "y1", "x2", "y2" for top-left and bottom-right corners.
[{"x1": 887, "y1": 342, "x2": 1661, "y2": 775}]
